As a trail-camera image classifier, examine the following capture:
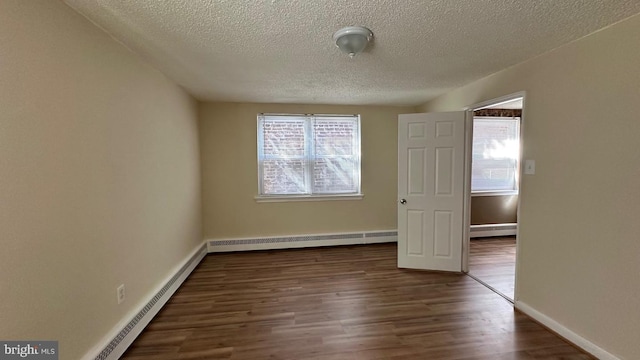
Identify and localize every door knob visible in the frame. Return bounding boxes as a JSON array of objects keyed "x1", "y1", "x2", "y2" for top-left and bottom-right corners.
[{"x1": 400, "y1": 199, "x2": 407, "y2": 204}]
